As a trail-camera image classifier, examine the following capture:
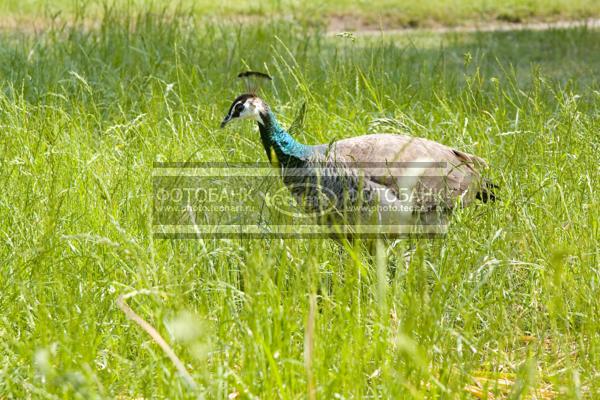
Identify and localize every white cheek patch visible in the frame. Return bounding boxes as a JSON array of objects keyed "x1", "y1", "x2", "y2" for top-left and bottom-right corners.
[
  {"x1": 256, "y1": 113, "x2": 264, "y2": 125},
  {"x1": 238, "y1": 108, "x2": 254, "y2": 120},
  {"x1": 250, "y1": 100, "x2": 266, "y2": 124},
  {"x1": 238, "y1": 100, "x2": 264, "y2": 124}
]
